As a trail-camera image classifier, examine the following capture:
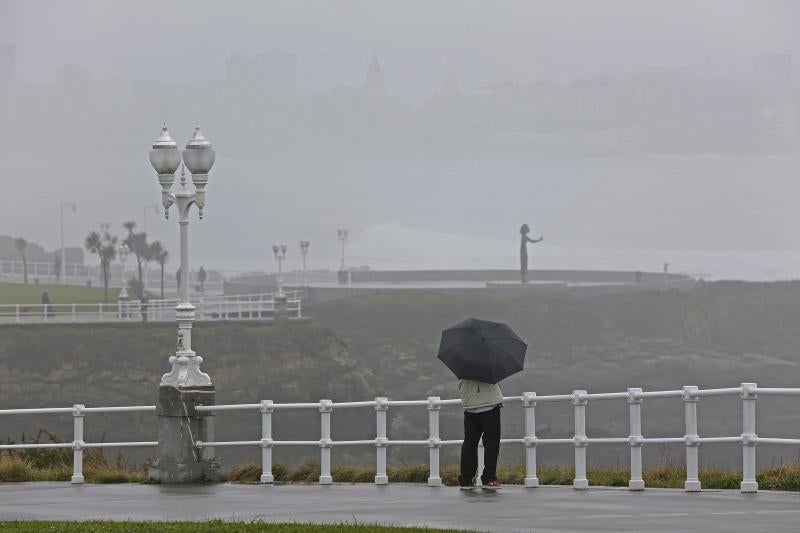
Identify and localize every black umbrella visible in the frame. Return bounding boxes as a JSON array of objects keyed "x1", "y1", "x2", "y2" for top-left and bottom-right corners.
[{"x1": 437, "y1": 318, "x2": 527, "y2": 384}]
